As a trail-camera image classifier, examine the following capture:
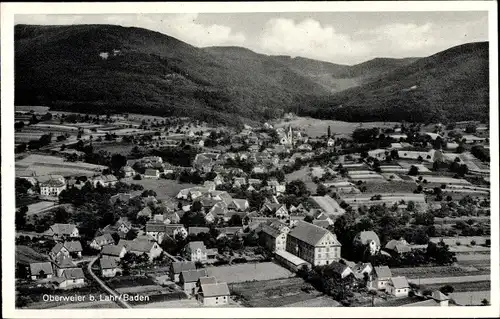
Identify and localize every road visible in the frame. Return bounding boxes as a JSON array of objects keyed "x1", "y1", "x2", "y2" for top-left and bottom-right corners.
[
  {"x1": 86, "y1": 257, "x2": 132, "y2": 309},
  {"x1": 408, "y1": 274, "x2": 490, "y2": 285}
]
